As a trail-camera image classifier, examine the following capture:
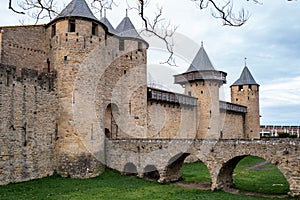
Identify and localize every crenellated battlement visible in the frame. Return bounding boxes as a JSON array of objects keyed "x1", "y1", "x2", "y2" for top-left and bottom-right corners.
[{"x1": 0, "y1": 64, "x2": 56, "y2": 91}]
